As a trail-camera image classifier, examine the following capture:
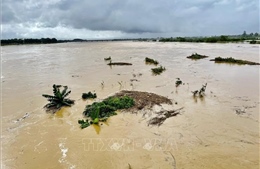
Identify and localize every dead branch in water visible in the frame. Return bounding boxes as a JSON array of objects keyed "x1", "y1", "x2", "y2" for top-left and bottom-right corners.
[{"x1": 148, "y1": 108, "x2": 183, "y2": 126}]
